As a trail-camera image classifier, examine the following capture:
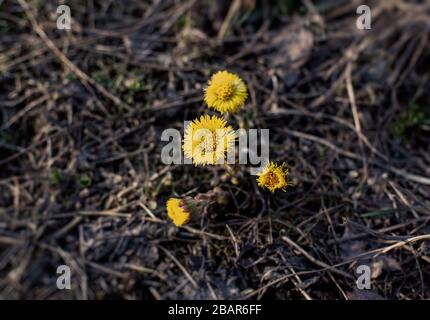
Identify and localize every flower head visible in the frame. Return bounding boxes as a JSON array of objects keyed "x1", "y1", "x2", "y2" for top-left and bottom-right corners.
[
  {"x1": 166, "y1": 188, "x2": 229, "y2": 227},
  {"x1": 183, "y1": 115, "x2": 236, "y2": 166},
  {"x1": 204, "y1": 70, "x2": 248, "y2": 113},
  {"x1": 166, "y1": 198, "x2": 191, "y2": 227},
  {"x1": 256, "y1": 162, "x2": 292, "y2": 192}
]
